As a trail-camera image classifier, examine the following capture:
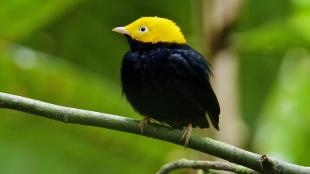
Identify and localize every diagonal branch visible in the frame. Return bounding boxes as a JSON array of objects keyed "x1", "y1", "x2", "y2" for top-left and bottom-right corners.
[
  {"x1": 156, "y1": 159, "x2": 259, "y2": 174},
  {"x1": 0, "y1": 92, "x2": 309, "y2": 174}
]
